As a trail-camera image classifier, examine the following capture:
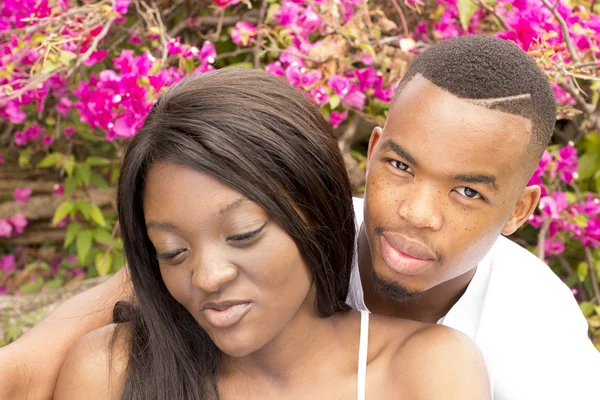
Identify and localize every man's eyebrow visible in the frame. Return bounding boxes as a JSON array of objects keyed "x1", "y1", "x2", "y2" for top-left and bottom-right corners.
[
  {"x1": 219, "y1": 197, "x2": 249, "y2": 215},
  {"x1": 453, "y1": 174, "x2": 499, "y2": 191},
  {"x1": 380, "y1": 139, "x2": 419, "y2": 167},
  {"x1": 146, "y1": 221, "x2": 177, "y2": 231}
]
